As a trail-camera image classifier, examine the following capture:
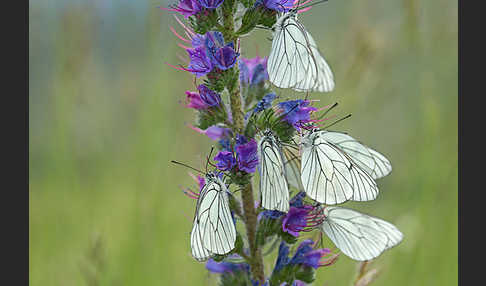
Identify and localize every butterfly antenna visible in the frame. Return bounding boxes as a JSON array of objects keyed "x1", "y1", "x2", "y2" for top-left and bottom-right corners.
[
  {"x1": 206, "y1": 146, "x2": 215, "y2": 173},
  {"x1": 316, "y1": 102, "x2": 339, "y2": 120},
  {"x1": 271, "y1": 102, "x2": 302, "y2": 130},
  {"x1": 320, "y1": 114, "x2": 352, "y2": 130},
  {"x1": 171, "y1": 160, "x2": 205, "y2": 174}
]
